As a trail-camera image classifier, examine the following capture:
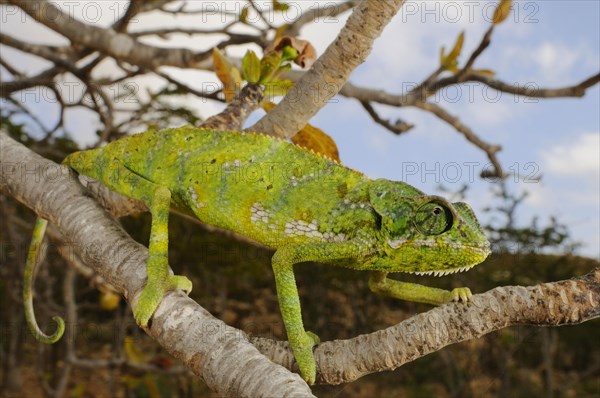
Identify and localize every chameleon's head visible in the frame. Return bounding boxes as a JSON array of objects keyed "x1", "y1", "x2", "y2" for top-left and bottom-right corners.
[{"x1": 369, "y1": 179, "x2": 490, "y2": 276}]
